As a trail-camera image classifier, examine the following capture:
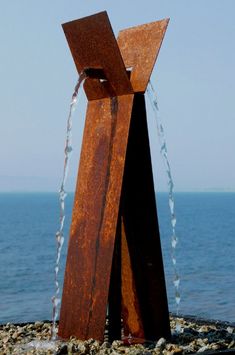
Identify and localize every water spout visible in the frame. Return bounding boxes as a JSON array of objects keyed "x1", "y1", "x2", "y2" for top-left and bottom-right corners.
[
  {"x1": 51, "y1": 71, "x2": 86, "y2": 340},
  {"x1": 147, "y1": 81, "x2": 181, "y2": 325}
]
